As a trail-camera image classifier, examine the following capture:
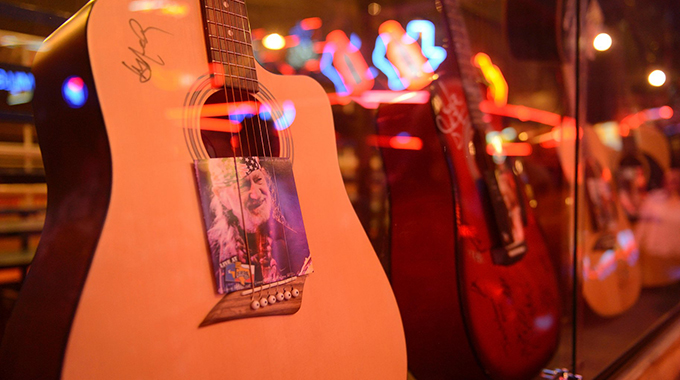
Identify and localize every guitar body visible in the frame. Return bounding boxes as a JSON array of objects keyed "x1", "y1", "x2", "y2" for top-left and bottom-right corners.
[
  {"x1": 0, "y1": 1, "x2": 406, "y2": 379},
  {"x1": 379, "y1": 76, "x2": 560, "y2": 379}
]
